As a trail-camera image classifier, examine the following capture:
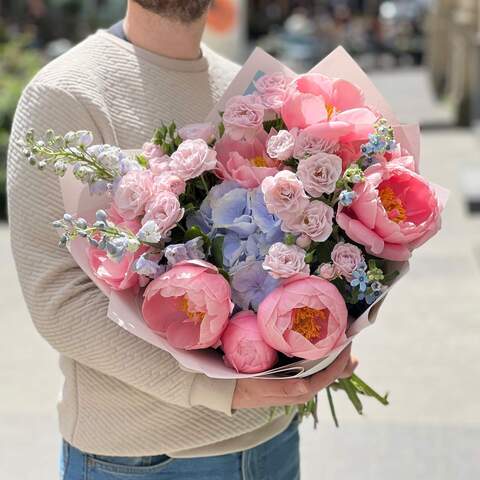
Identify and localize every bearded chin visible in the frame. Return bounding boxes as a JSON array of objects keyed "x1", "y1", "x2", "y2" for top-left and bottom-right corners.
[{"x1": 132, "y1": 0, "x2": 212, "y2": 23}]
